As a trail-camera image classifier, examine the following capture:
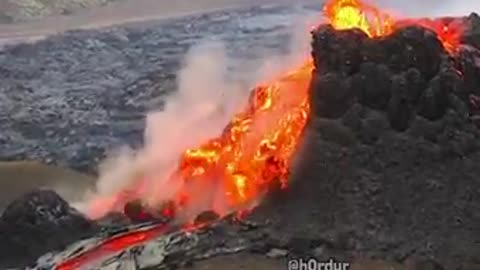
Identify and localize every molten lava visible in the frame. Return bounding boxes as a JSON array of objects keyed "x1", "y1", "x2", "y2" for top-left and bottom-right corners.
[
  {"x1": 170, "y1": 63, "x2": 312, "y2": 213},
  {"x1": 323, "y1": 0, "x2": 465, "y2": 53},
  {"x1": 56, "y1": 225, "x2": 170, "y2": 270},
  {"x1": 87, "y1": 0, "x2": 467, "y2": 224},
  {"x1": 323, "y1": 0, "x2": 394, "y2": 37},
  {"x1": 57, "y1": 1, "x2": 471, "y2": 269}
]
